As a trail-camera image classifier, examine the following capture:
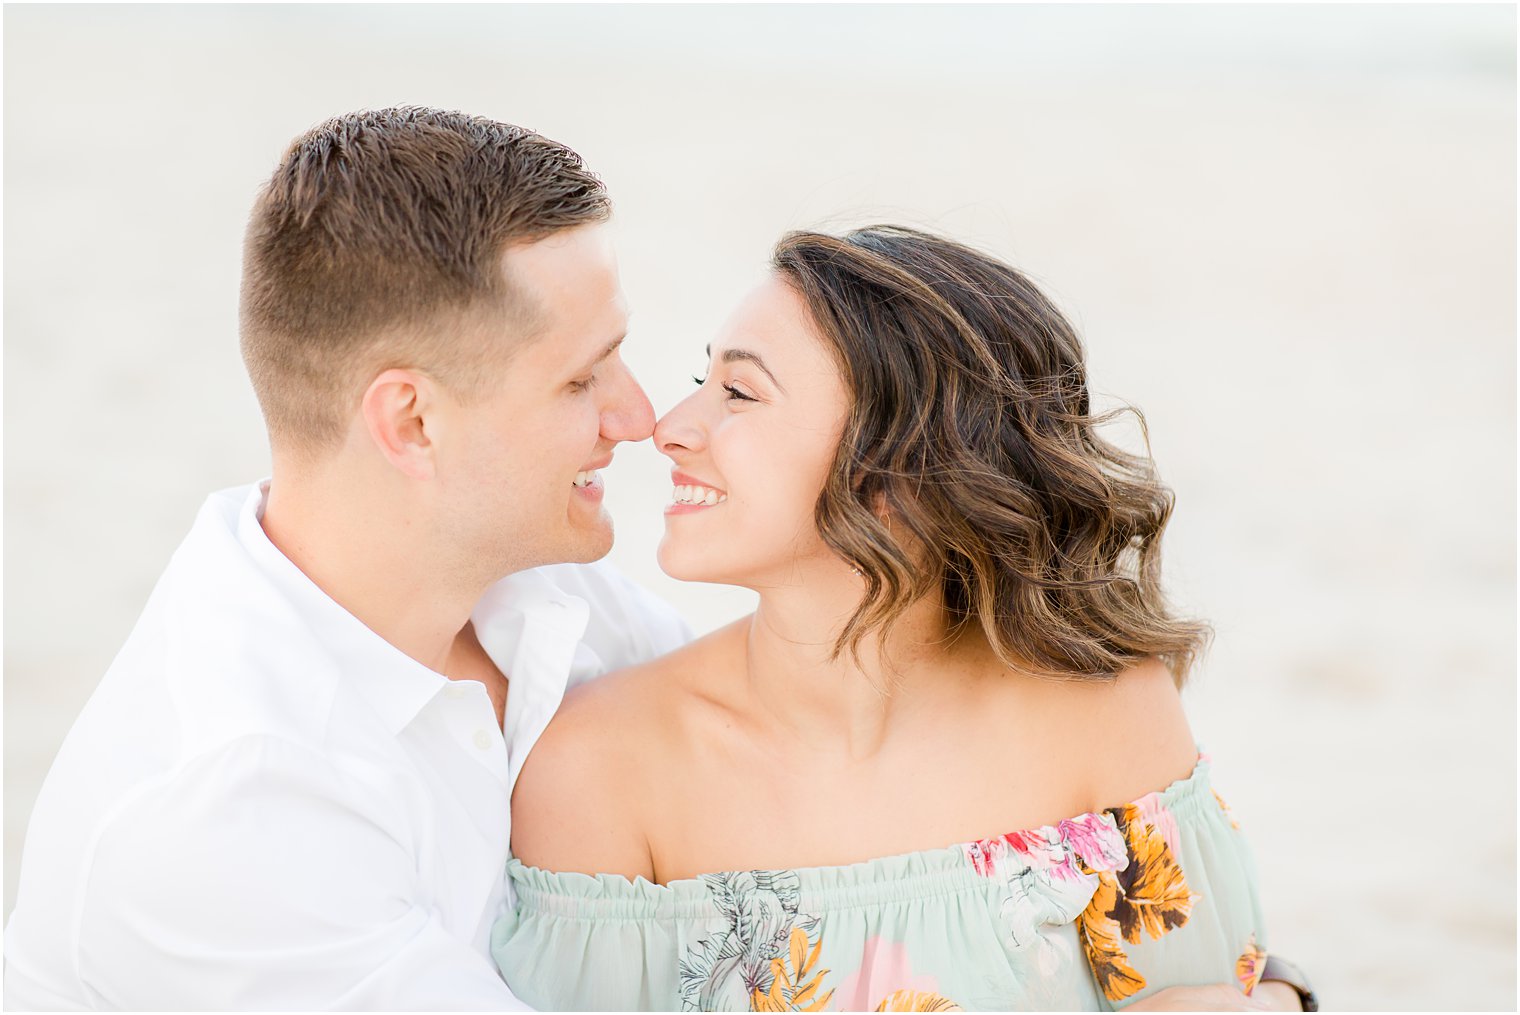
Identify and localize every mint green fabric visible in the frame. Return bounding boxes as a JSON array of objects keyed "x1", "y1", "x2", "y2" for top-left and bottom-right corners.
[{"x1": 492, "y1": 757, "x2": 1267, "y2": 1011}]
